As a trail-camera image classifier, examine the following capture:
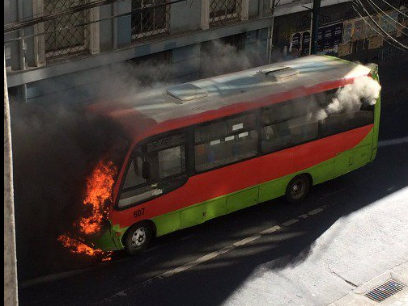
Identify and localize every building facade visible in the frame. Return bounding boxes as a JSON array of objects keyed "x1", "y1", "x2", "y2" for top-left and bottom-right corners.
[
  {"x1": 4, "y1": 0, "x2": 407, "y2": 104},
  {"x1": 5, "y1": 0, "x2": 276, "y2": 104}
]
